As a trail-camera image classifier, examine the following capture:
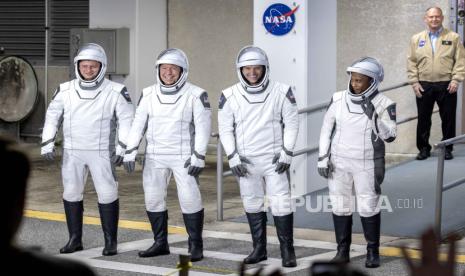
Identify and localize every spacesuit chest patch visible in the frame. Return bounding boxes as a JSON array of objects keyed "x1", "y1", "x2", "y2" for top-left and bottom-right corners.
[
  {"x1": 418, "y1": 40, "x2": 426, "y2": 47},
  {"x1": 286, "y1": 88, "x2": 296, "y2": 104},
  {"x1": 120, "y1": 87, "x2": 132, "y2": 103},
  {"x1": 218, "y1": 93, "x2": 227, "y2": 109},
  {"x1": 199, "y1": 92, "x2": 211, "y2": 108},
  {"x1": 442, "y1": 40, "x2": 452, "y2": 45}
]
